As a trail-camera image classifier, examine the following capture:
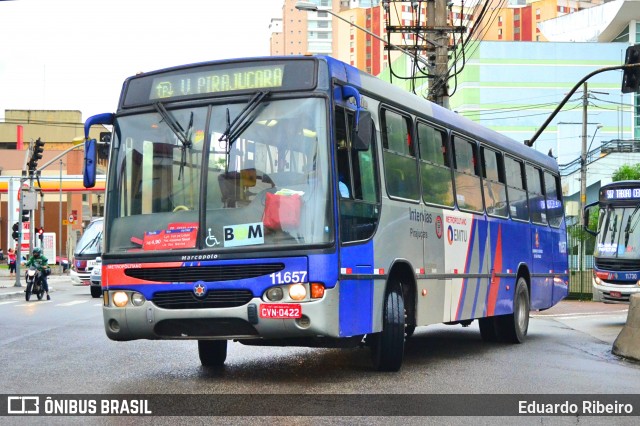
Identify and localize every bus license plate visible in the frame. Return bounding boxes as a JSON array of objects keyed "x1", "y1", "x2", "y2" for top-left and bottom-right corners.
[
  {"x1": 259, "y1": 304, "x2": 302, "y2": 319},
  {"x1": 610, "y1": 291, "x2": 622, "y2": 298}
]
